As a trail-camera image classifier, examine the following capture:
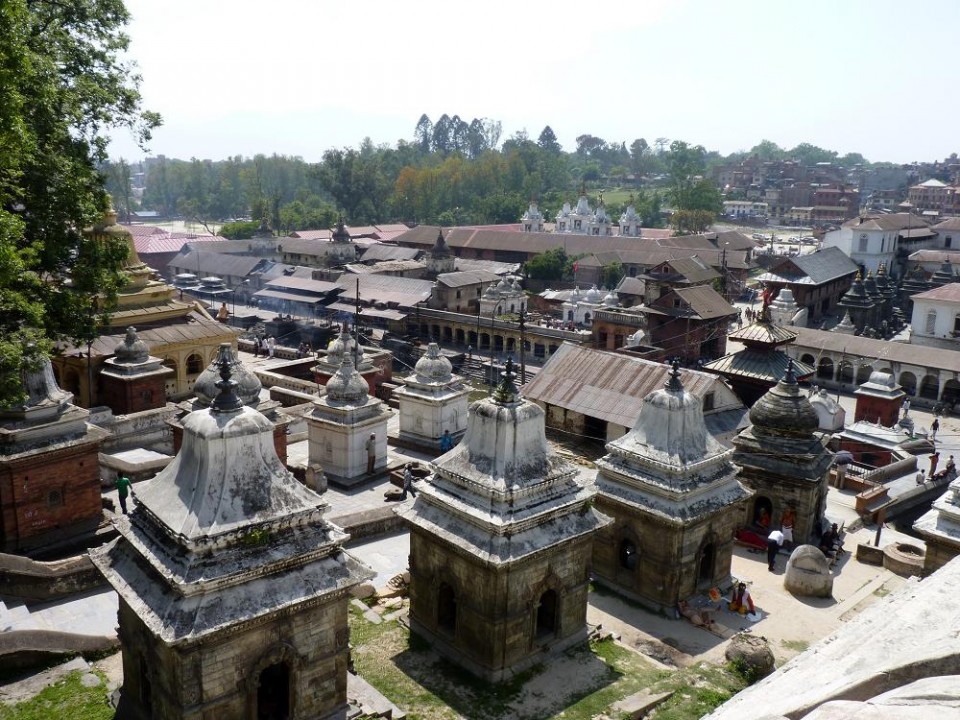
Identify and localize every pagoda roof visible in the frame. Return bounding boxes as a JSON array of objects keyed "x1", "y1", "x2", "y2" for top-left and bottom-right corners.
[{"x1": 703, "y1": 349, "x2": 814, "y2": 383}]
